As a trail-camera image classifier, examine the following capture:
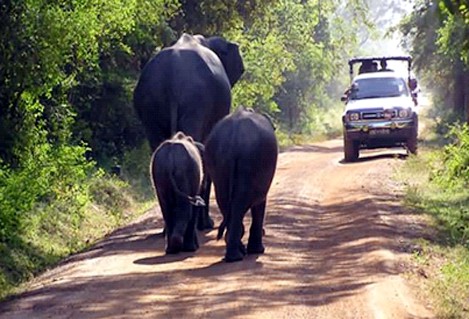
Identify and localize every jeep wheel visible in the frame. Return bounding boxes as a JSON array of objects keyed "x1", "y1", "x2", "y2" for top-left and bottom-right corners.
[
  {"x1": 344, "y1": 136, "x2": 359, "y2": 162},
  {"x1": 406, "y1": 125, "x2": 418, "y2": 155}
]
